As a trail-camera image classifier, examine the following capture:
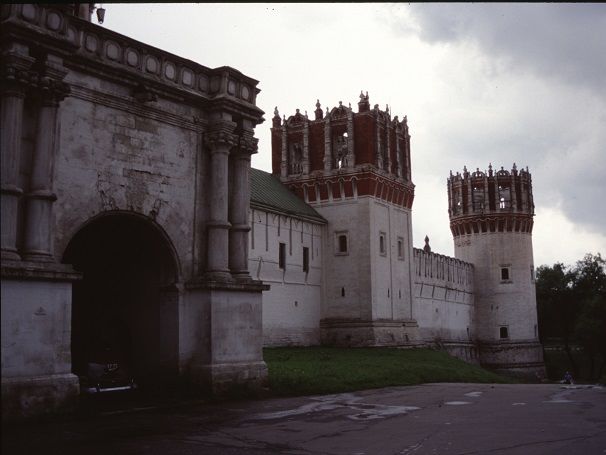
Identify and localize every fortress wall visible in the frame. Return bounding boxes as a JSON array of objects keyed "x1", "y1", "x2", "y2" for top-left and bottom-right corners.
[
  {"x1": 249, "y1": 208, "x2": 324, "y2": 346},
  {"x1": 413, "y1": 248, "x2": 476, "y2": 347}
]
